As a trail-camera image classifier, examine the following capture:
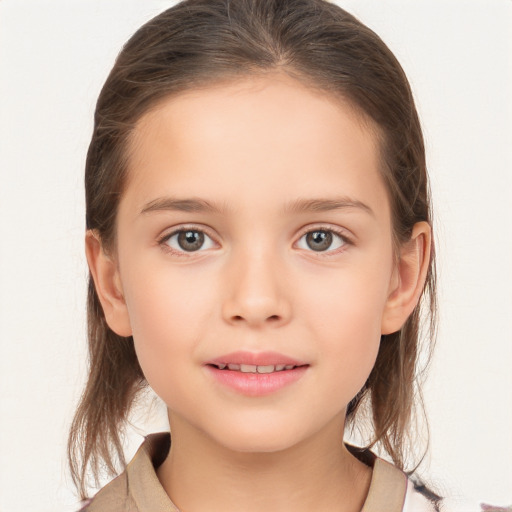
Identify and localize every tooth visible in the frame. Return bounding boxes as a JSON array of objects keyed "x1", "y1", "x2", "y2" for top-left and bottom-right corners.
[
  {"x1": 275, "y1": 364, "x2": 285, "y2": 371},
  {"x1": 217, "y1": 363, "x2": 226, "y2": 370},
  {"x1": 284, "y1": 365, "x2": 295, "y2": 370},
  {"x1": 228, "y1": 363, "x2": 241, "y2": 371},
  {"x1": 240, "y1": 364, "x2": 257, "y2": 373},
  {"x1": 257, "y1": 365, "x2": 275, "y2": 374}
]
